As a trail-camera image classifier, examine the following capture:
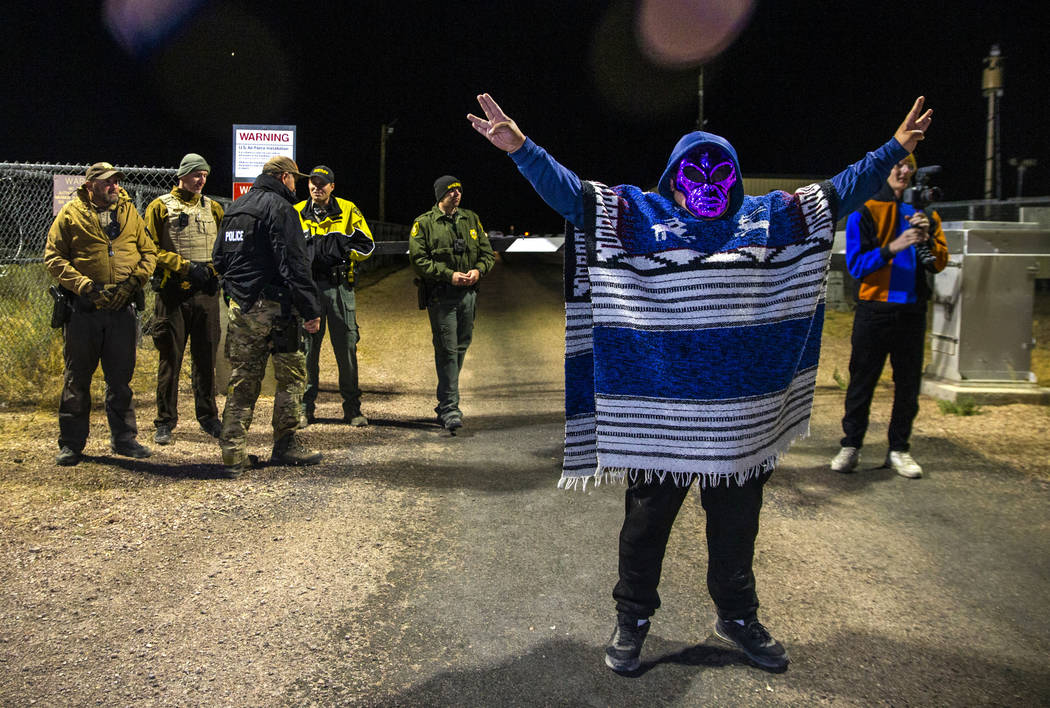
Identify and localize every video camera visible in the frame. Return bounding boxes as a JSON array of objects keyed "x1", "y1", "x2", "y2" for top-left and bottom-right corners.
[
  {"x1": 903, "y1": 165, "x2": 943, "y2": 210},
  {"x1": 903, "y1": 165, "x2": 943, "y2": 272}
]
